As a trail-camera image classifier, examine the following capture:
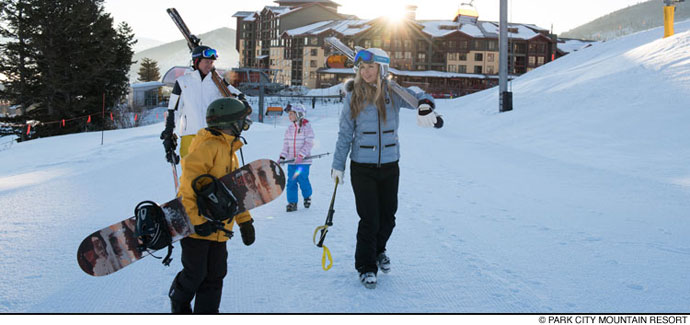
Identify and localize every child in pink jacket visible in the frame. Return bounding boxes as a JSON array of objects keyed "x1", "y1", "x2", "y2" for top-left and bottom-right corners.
[{"x1": 278, "y1": 104, "x2": 315, "y2": 212}]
